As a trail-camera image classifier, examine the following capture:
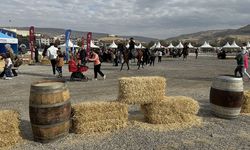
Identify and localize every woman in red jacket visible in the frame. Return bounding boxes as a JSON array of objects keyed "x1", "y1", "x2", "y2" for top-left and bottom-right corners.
[{"x1": 88, "y1": 51, "x2": 106, "y2": 80}]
